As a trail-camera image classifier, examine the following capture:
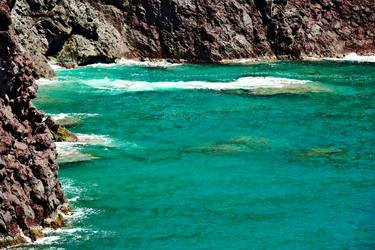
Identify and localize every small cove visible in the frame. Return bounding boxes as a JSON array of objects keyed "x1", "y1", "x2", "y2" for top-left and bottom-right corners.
[{"x1": 28, "y1": 60, "x2": 375, "y2": 249}]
